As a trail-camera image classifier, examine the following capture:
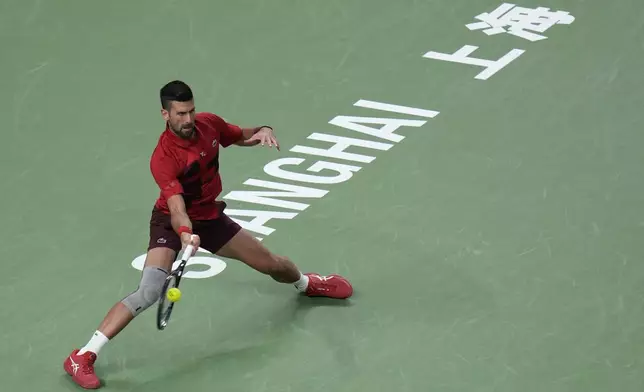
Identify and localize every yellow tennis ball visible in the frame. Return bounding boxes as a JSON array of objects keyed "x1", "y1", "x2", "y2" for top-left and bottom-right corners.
[{"x1": 167, "y1": 287, "x2": 181, "y2": 302}]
